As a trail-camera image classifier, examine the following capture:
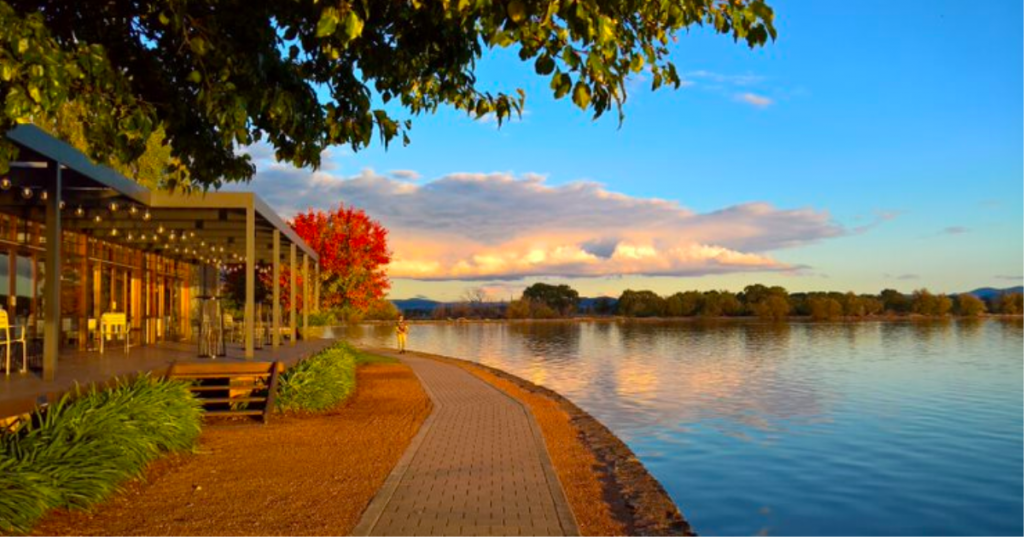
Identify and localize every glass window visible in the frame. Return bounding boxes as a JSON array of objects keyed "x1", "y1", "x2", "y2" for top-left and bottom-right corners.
[
  {"x1": 0, "y1": 251, "x2": 9, "y2": 316},
  {"x1": 15, "y1": 254, "x2": 32, "y2": 326}
]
